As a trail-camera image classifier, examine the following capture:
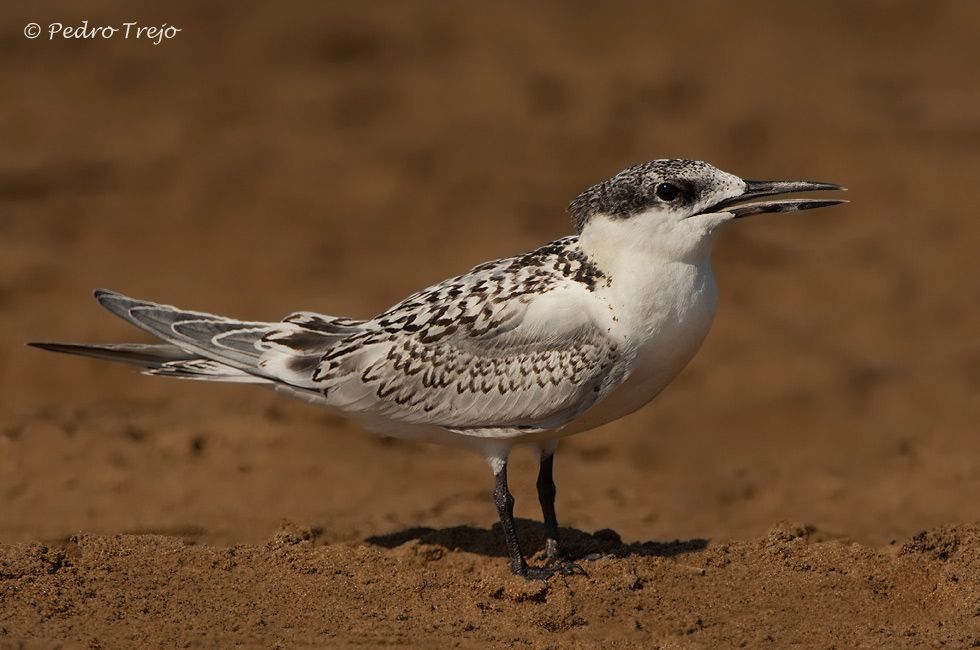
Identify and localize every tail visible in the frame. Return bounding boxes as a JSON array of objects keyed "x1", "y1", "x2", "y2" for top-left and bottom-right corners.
[{"x1": 28, "y1": 289, "x2": 364, "y2": 389}]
